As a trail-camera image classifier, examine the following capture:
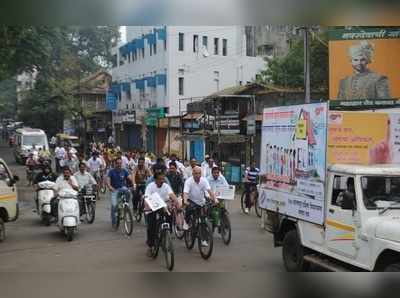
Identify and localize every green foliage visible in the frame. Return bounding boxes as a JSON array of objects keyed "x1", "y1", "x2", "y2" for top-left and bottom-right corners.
[
  {"x1": 256, "y1": 32, "x2": 328, "y2": 91},
  {"x1": 8, "y1": 26, "x2": 120, "y2": 135}
]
